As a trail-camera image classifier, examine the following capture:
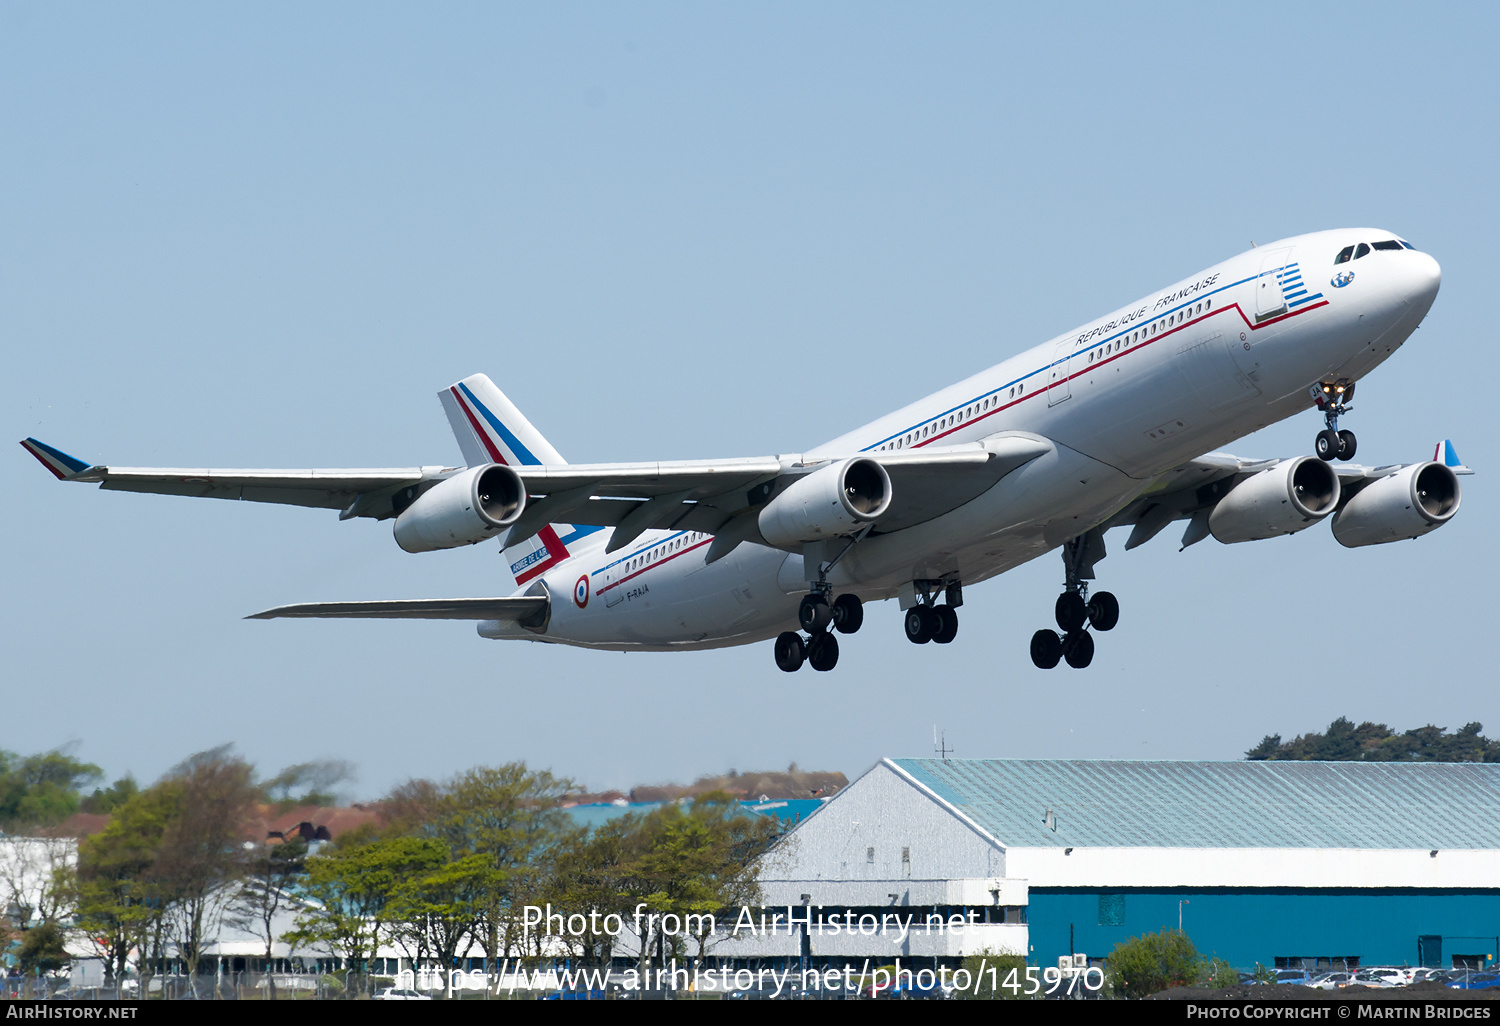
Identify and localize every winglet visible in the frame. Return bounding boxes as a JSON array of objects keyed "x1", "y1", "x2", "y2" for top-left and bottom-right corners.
[
  {"x1": 19, "y1": 438, "x2": 92, "y2": 480},
  {"x1": 1435, "y1": 439, "x2": 1474, "y2": 476}
]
